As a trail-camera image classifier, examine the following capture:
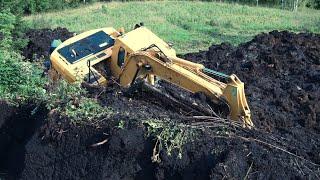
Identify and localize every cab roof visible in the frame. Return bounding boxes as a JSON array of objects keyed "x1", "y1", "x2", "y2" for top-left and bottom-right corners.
[{"x1": 117, "y1": 27, "x2": 176, "y2": 57}]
